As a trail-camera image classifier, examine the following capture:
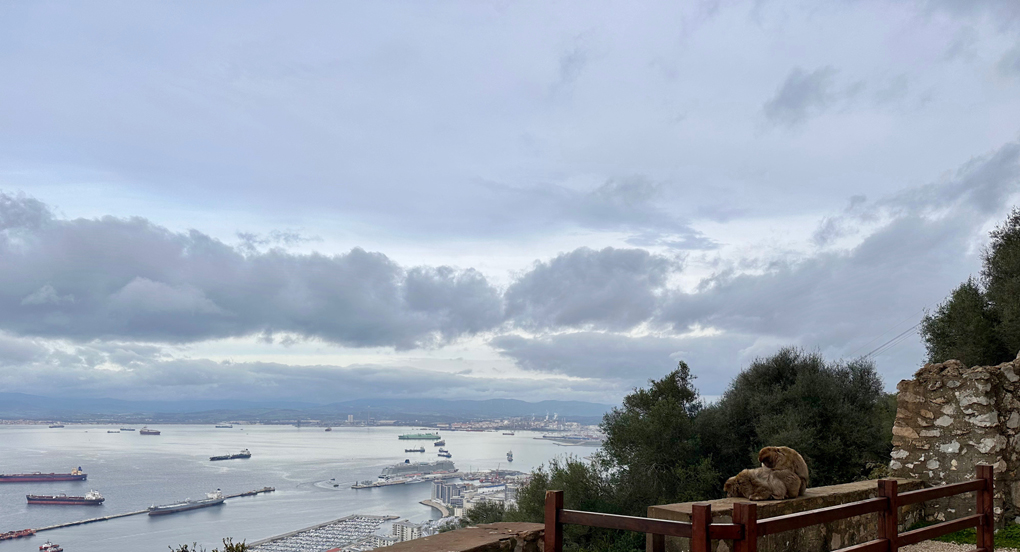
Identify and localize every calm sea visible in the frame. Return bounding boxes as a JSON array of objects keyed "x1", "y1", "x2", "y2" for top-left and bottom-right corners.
[{"x1": 0, "y1": 425, "x2": 585, "y2": 552}]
